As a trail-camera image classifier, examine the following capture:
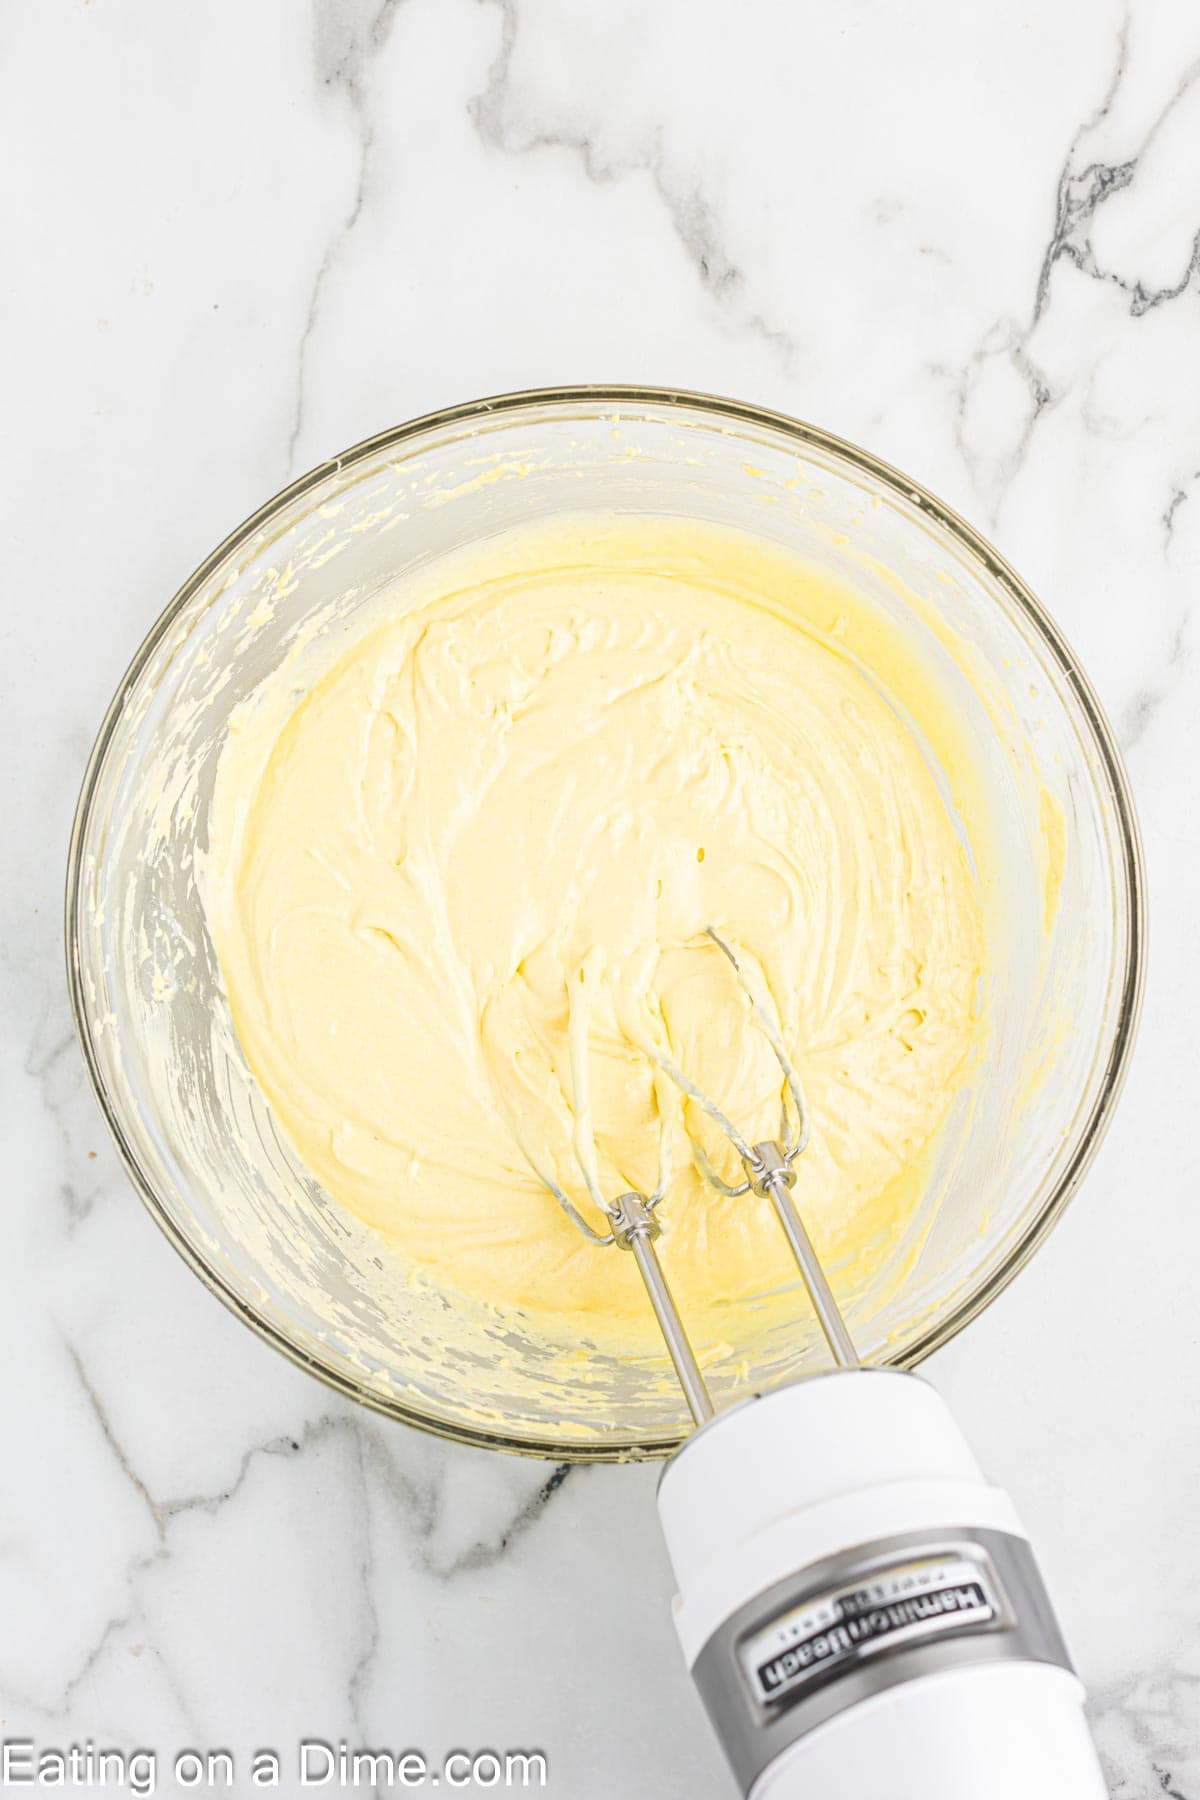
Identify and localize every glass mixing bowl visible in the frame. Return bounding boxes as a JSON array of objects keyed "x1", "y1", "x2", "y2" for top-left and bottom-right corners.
[{"x1": 66, "y1": 388, "x2": 1144, "y2": 1459}]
